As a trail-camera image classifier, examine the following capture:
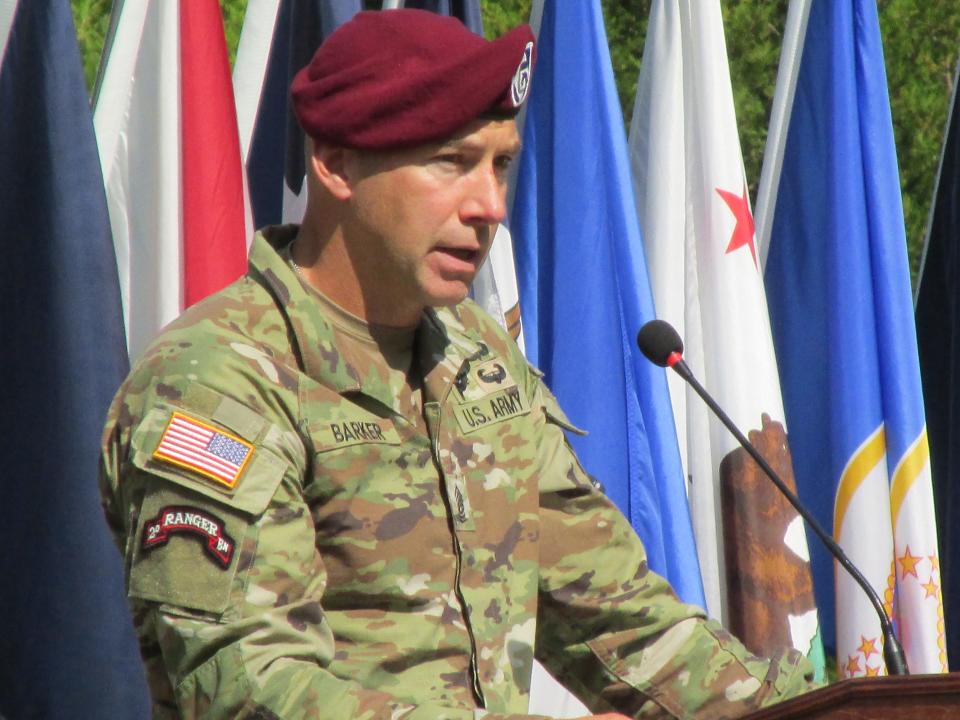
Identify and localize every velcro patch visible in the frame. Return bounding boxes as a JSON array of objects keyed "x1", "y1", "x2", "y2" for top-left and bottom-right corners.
[
  {"x1": 153, "y1": 412, "x2": 254, "y2": 490},
  {"x1": 141, "y1": 506, "x2": 236, "y2": 569},
  {"x1": 454, "y1": 385, "x2": 530, "y2": 434},
  {"x1": 314, "y1": 417, "x2": 401, "y2": 452},
  {"x1": 456, "y1": 358, "x2": 518, "y2": 401}
]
